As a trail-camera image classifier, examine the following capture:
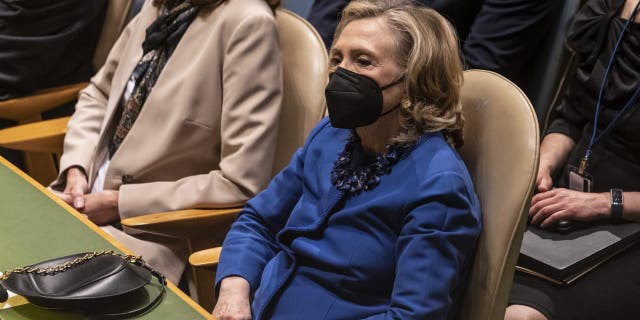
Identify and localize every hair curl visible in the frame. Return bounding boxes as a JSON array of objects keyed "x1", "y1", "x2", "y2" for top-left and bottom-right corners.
[{"x1": 333, "y1": 0, "x2": 465, "y2": 147}]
